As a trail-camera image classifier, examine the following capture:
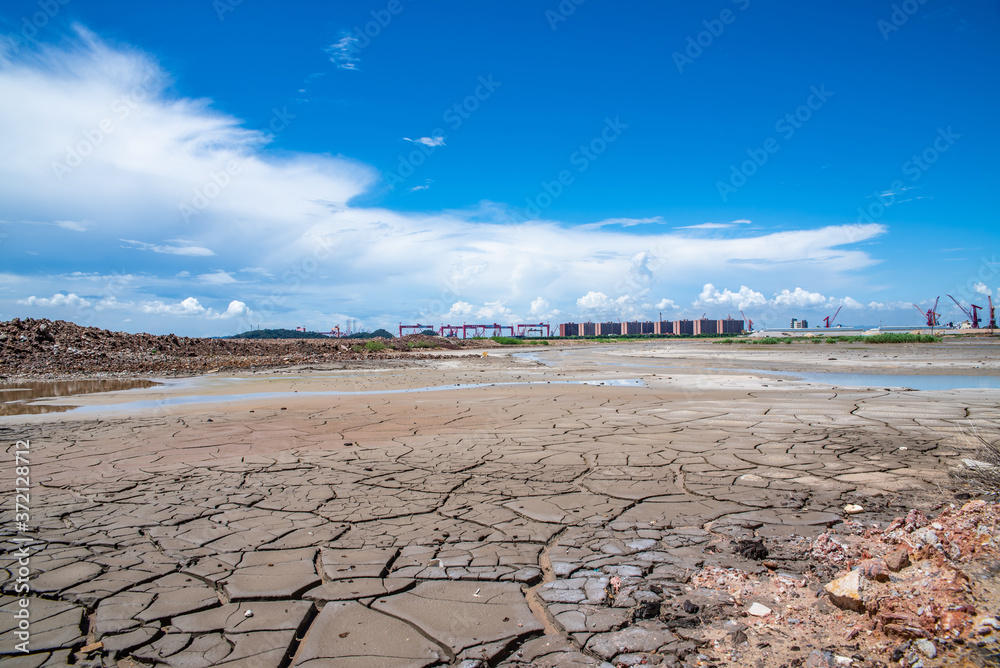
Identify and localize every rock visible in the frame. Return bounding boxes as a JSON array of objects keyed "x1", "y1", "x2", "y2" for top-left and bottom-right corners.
[
  {"x1": 734, "y1": 538, "x2": 768, "y2": 560},
  {"x1": 806, "y1": 649, "x2": 834, "y2": 667},
  {"x1": 585, "y1": 626, "x2": 677, "y2": 660},
  {"x1": 885, "y1": 548, "x2": 910, "y2": 572},
  {"x1": 914, "y1": 639, "x2": 936, "y2": 659},
  {"x1": 858, "y1": 559, "x2": 889, "y2": 582},
  {"x1": 843, "y1": 504, "x2": 864, "y2": 514},
  {"x1": 747, "y1": 602, "x2": 771, "y2": 617},
  {"x1": 682, "y1": 600, "x2": 700, "y2": 614},
  {"x1": 824, "y1": 570, "x2": 864, "y2": 612}
]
